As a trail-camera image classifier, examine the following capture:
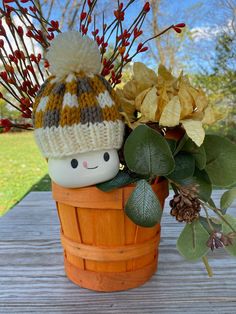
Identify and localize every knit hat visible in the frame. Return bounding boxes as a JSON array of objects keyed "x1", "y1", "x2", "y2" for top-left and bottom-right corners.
[{"x1": 33, "y1": 31, "x2": 124, "y2": 158}]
